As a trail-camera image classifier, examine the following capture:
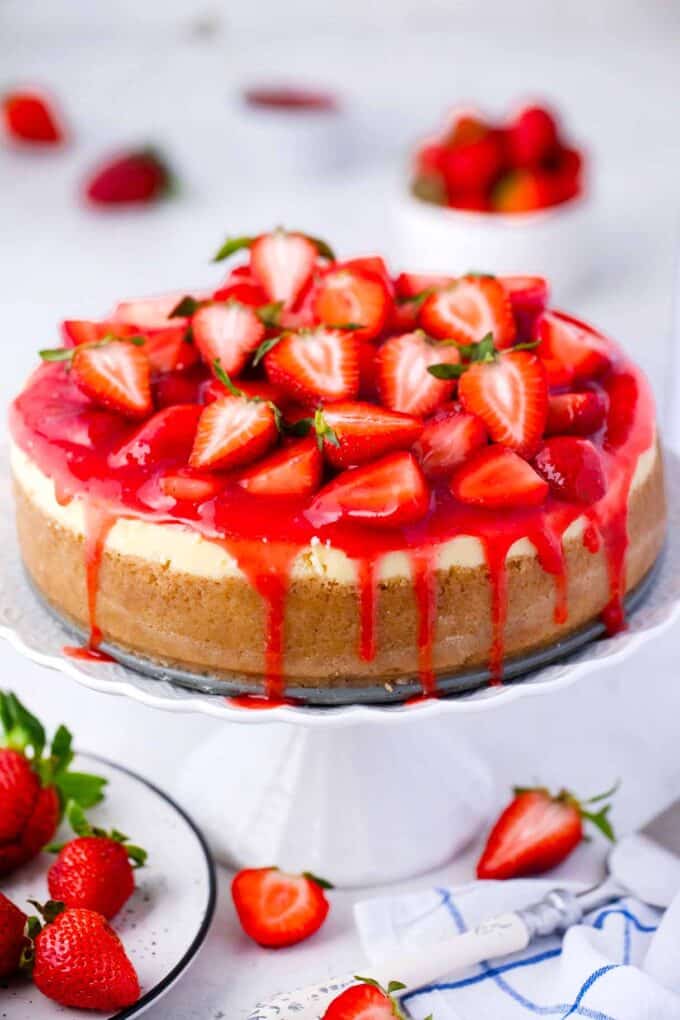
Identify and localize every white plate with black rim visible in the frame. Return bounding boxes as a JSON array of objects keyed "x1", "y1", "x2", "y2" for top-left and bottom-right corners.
[{"x1": 1, "y1": 753, "x2": 216, "y2": 1020}]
